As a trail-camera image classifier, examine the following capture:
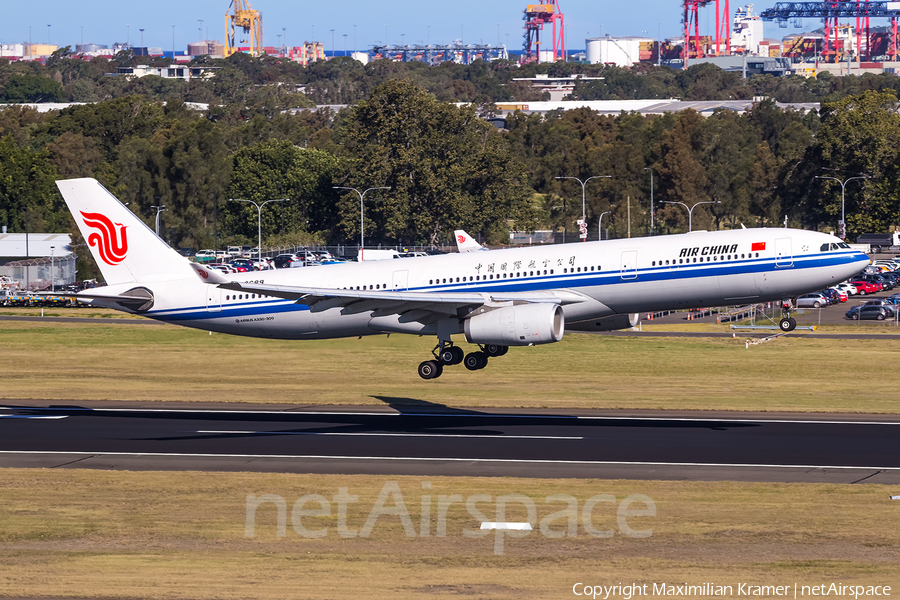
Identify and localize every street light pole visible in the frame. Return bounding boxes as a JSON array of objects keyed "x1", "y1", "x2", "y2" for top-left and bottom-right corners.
[
  {"x1": 333, "y1": 186, "x2": 390, "y2": 261},
  {"x1": 598, "y1": 211, "x2": 610, "y2": 241},
  {"x1": 150, "y1": 205, "x2": 167, "y2": 236},
  {"x1": 555, "y1": 175, "x2": 611, "y2": 241},
  {"x1": 661, "y1": 200, "x2": 721, "y2": 232},
  {"x1": 643, "y1": 167, "x2": 655, "y2": 235},
  {"x1": 229, "y1": 198, "x2": 290, "y2": 263},
  {"x1": 814, "y1": 174, "x2": 870, "y2": 240}
]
